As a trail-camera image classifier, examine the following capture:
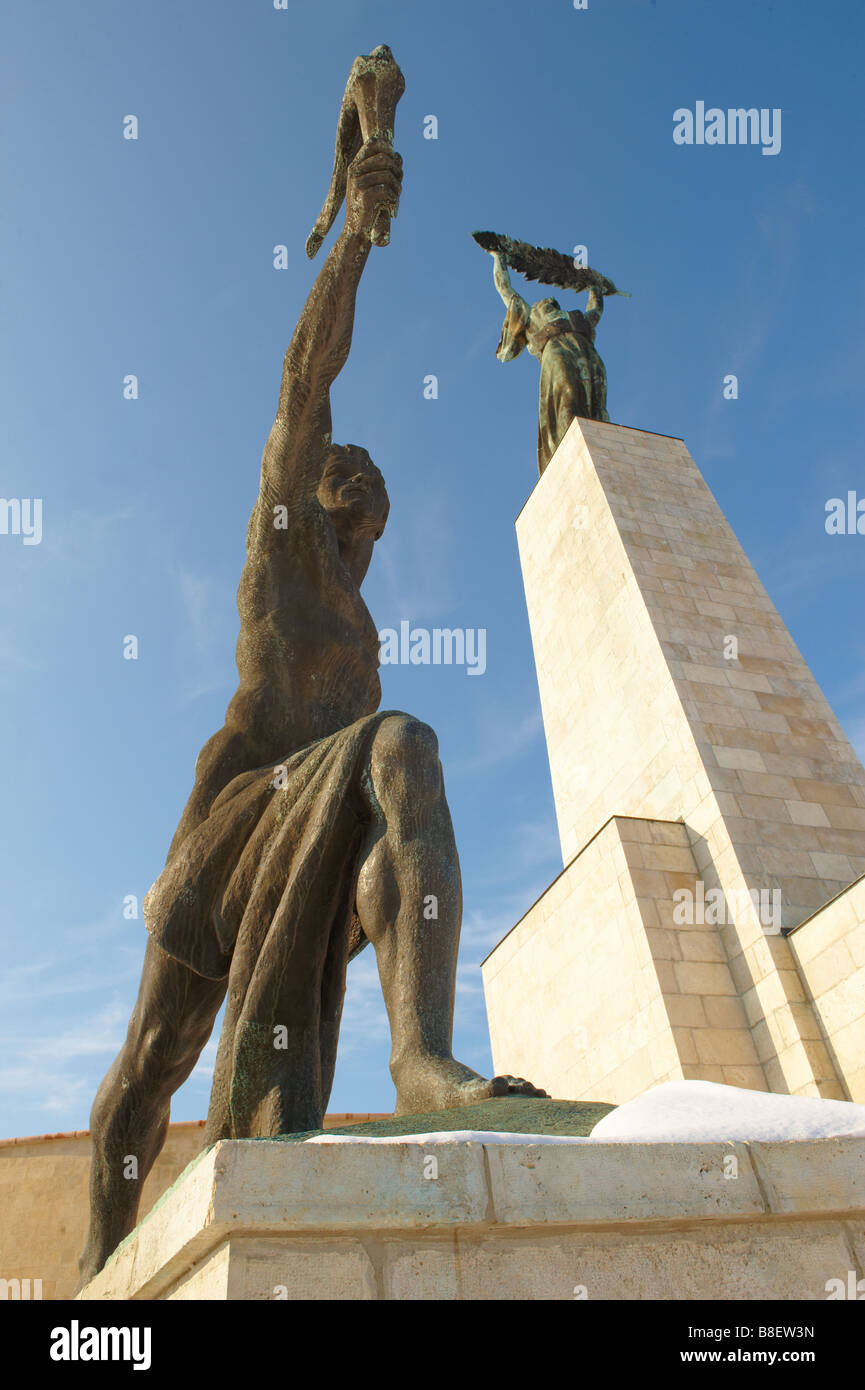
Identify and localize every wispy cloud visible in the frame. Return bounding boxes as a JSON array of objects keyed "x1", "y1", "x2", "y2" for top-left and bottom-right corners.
[
  {"x1": 189, "y1": 1037, "x2": 219, "y2": 1085},
  {"x1": 0, "y1": 1002, "x2": 127, "y2": 1116},
  {"x1": 459, "y1": 889, "x2": 543, "y2": 961},
  {"x1": 336, "y1": 951, "x2": 391, "y2": 1053},
  {"x1": 0, "y1": 630, "x2": 41, "y2": 688},
  {"x1": 0, "y1": 503, "x2": 138, "y2": 685},
  {"x1": 453, "y1": 706, "x2": 544, "y2": 778},
  {"x1": 373, "y1": 507, "x2": 458, "y2": 626},
  {"x1": 700, "y1": 176, "x2": 816, "y2": 459},
  {"x1": 11, "y1": 504, "x2": 138, "y2": 588},
  {"x1": 175, "y1": 566, "x2": 234, "y2": 702},
  {"x1": 1, "y1": 902, "x2": 142, "y2": 1006}
]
